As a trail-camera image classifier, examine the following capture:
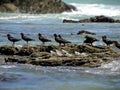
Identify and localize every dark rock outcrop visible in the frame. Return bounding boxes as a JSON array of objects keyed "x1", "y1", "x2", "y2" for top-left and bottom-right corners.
[
  {"x1": 0, "y1": 44, "x2": 120, "y2": 67},
  {"x1": 18, "y1": 46, "x2": 34, "y2": 56},
  {"x1": 79, "y1": 15, "x2": 119, "y2": 23},
  {"x1": 0, "y1": 45, "x2": 19, "y2": 55},
  {"x1": 63, "y1": 19, "x2": 79, "y2": 23},
  {"x1": 77, "y1": 30, "x2": 96, "y2": 35},
  {"x1": 0, "y1": 0, "x2": 77, "y2": 13},
  {"x1": 63, "y1": 15, "x2": 120, "y2": 23}
]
